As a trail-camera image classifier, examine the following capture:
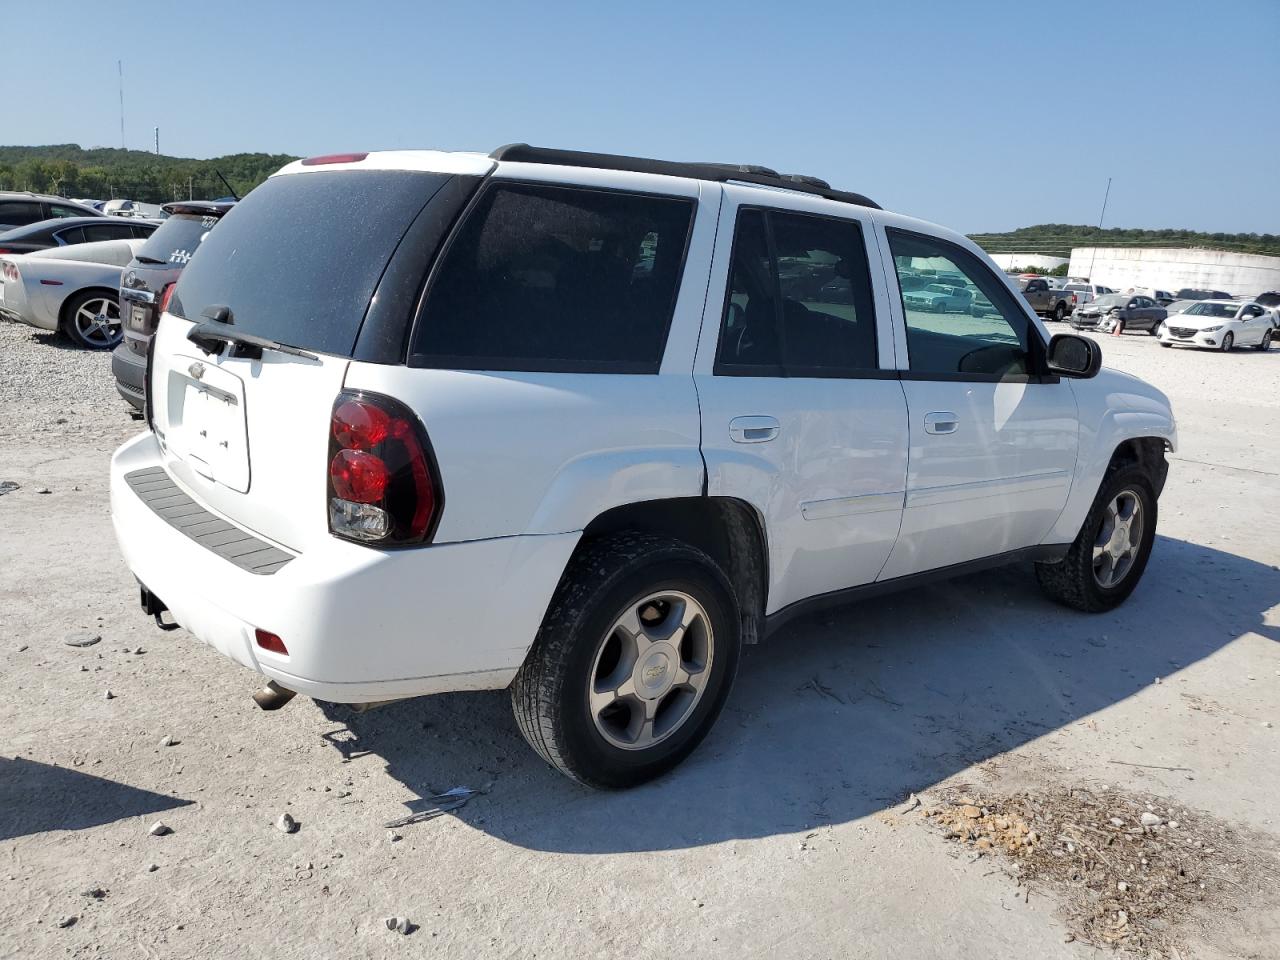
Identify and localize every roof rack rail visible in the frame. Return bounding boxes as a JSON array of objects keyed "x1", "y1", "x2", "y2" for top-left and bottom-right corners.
[{"x1": 489, "y1": 144, "x2": 880, "y2": 210}]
